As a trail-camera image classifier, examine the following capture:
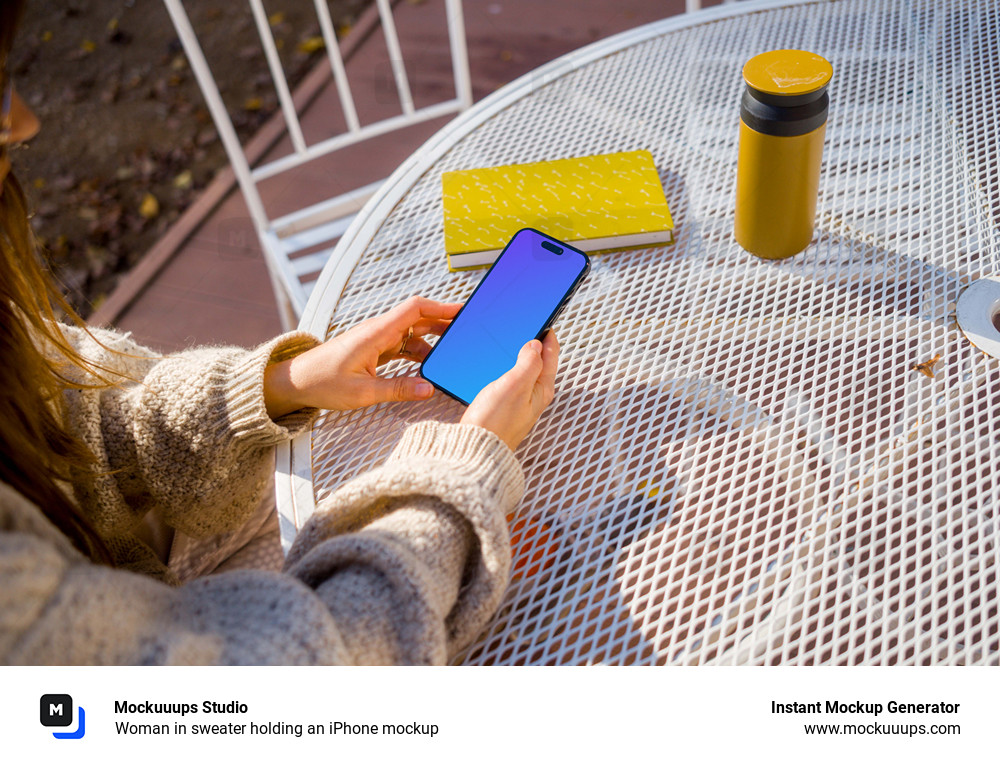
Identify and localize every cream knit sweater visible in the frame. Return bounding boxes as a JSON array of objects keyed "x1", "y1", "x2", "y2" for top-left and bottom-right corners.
[{"x1": 0, "y1": 326, "x2": 524, "y2": 664}]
